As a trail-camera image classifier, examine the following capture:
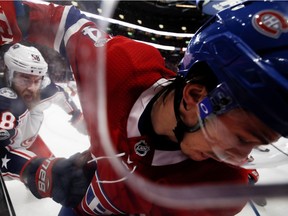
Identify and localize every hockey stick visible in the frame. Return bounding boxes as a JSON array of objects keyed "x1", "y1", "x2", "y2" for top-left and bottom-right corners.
[
  {"x1": 248, "y1": 200, "x2": 261, "y2": 216},
  {"x1": 0, "y1": 171, "x2": 16, "y2": 216}
]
